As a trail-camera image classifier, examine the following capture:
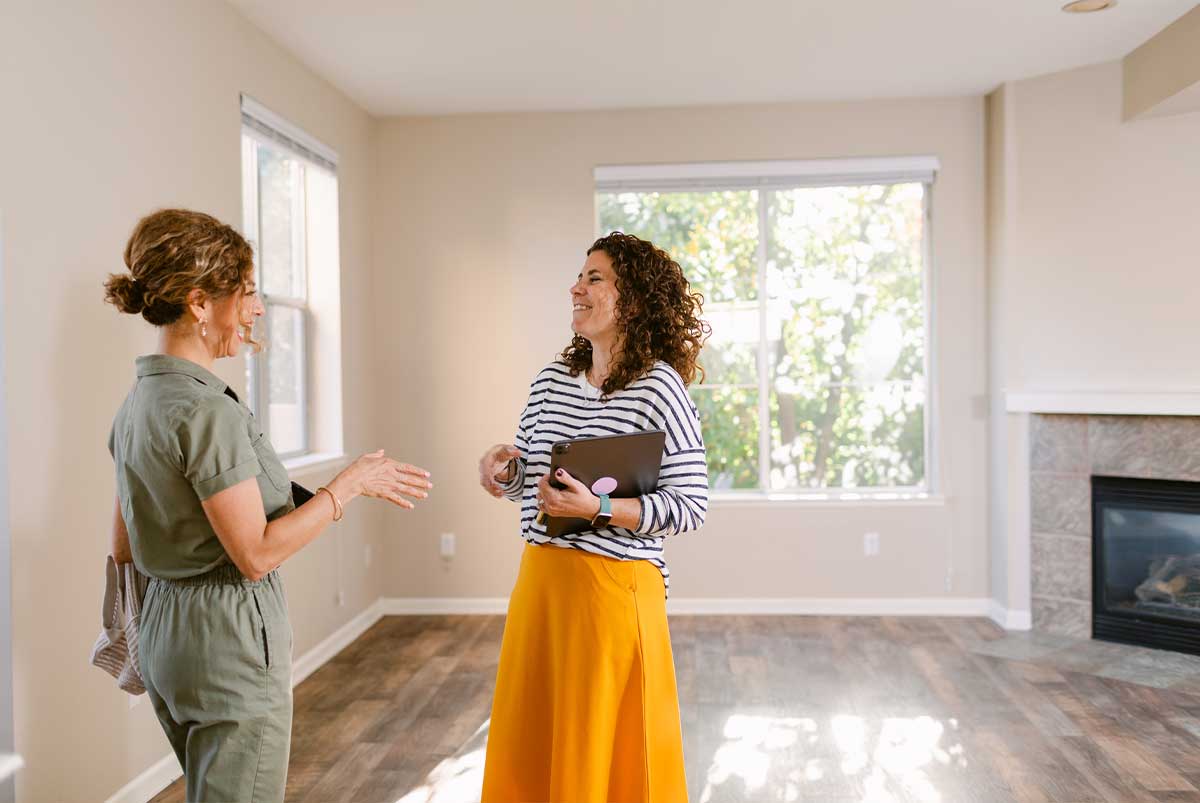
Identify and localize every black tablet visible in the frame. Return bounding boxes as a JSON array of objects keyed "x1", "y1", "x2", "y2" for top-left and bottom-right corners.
[{"x1": 542, "y1": 430, "x2": 666, "y2": 537}]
